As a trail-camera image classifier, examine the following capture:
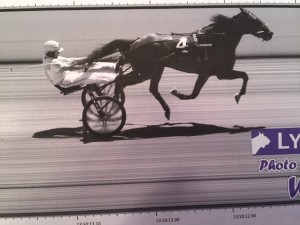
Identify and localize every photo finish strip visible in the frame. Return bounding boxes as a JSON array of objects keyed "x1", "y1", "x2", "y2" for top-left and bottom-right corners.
[{"x1": 0, "y1": 1, "x2": 300, "y2": 224}]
